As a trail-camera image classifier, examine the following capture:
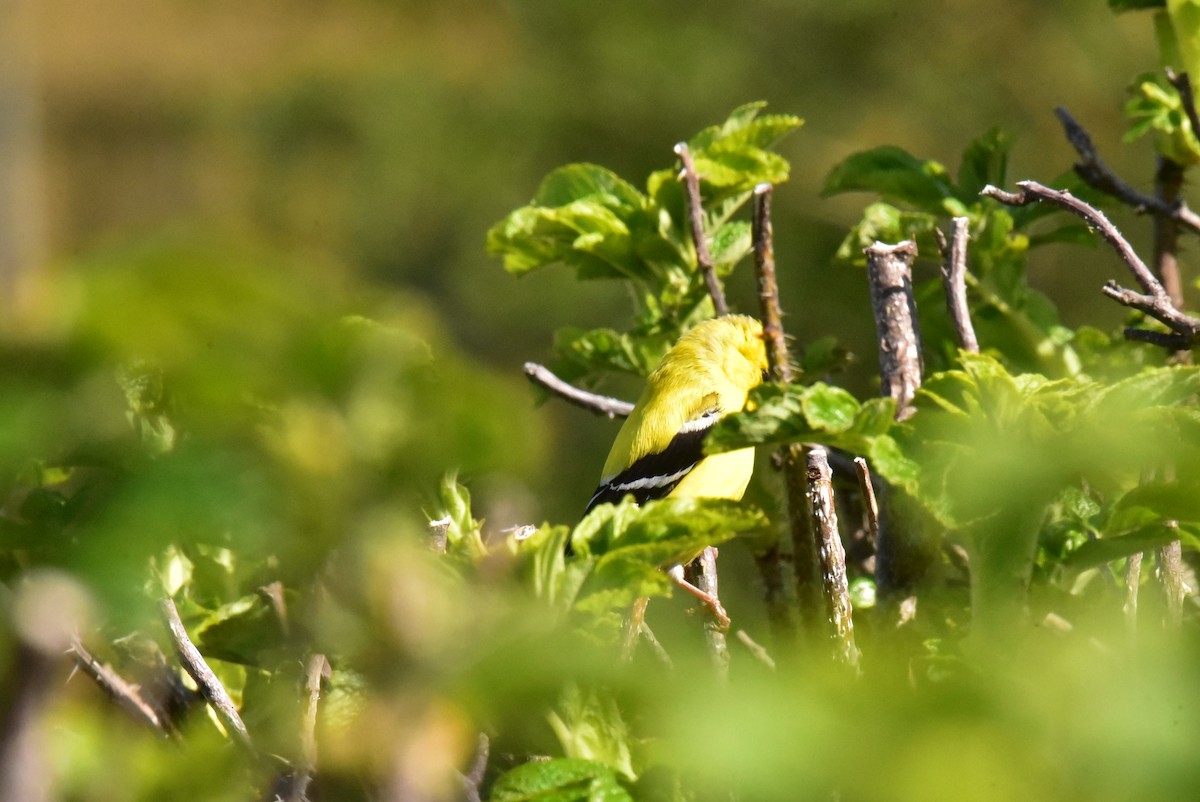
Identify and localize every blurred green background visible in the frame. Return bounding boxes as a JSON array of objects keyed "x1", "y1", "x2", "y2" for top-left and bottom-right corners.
[{"x1": 1, "y1": 0, "x2": 1165, "y2": 525}]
